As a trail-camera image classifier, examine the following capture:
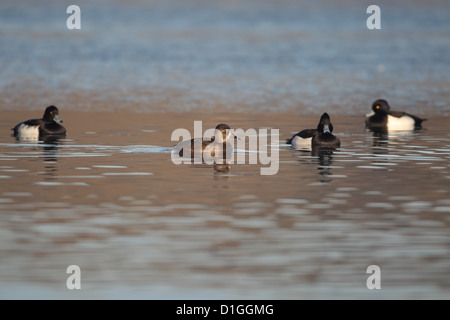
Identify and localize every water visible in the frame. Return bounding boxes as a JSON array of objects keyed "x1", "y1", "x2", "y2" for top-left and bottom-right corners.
[
  {"x1": 0, "y1": 0, "x2": 449, "y2": 114},
  {"x1": 1, "y1": 0, "x2": 450, "y2": 299},
  {"x1": 0, "y1": 112, "x2": 449, "y2": 299}
]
